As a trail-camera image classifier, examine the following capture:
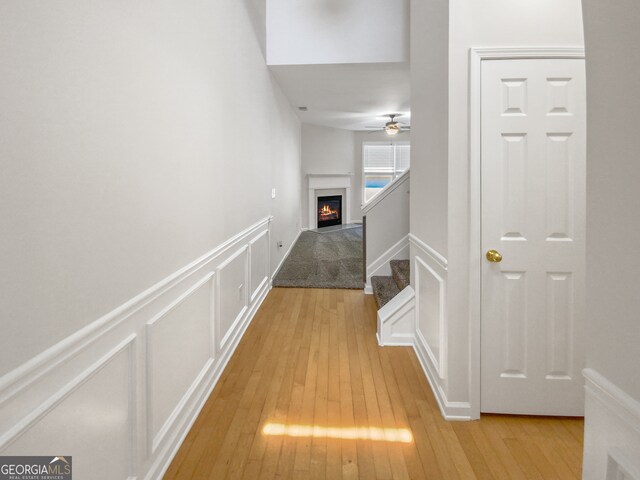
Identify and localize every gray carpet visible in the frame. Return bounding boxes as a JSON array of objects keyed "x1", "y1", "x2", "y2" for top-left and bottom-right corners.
[
  {"x1": 308, "y1": 223, "x2": 362, "y2": 234},
  {"x1": 372, "y1": 260, "x2": 410, "y2": 309},
  {"x1": 371, "y1": 276, "x2": 400, "y2": 309},
  {"x1": 390, "y1": 259, "x2": 410, "y2": 291},
  {"x1": 272, "y1": 226, "x2": 363, "y2": 289}
]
